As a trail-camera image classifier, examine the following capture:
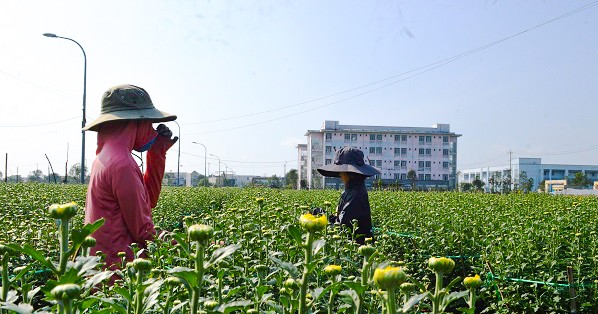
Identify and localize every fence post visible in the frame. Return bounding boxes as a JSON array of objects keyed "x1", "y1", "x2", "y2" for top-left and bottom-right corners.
[{"x1": 567, "y1": 266, "x2": 577, "y2": 314}]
